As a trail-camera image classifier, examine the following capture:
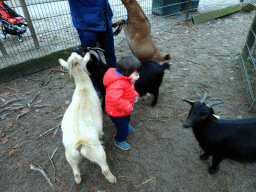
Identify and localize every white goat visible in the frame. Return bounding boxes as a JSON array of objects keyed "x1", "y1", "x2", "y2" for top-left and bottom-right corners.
[{"x1": 58, "y1": 52, "x2": 117, "y2": 184}]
